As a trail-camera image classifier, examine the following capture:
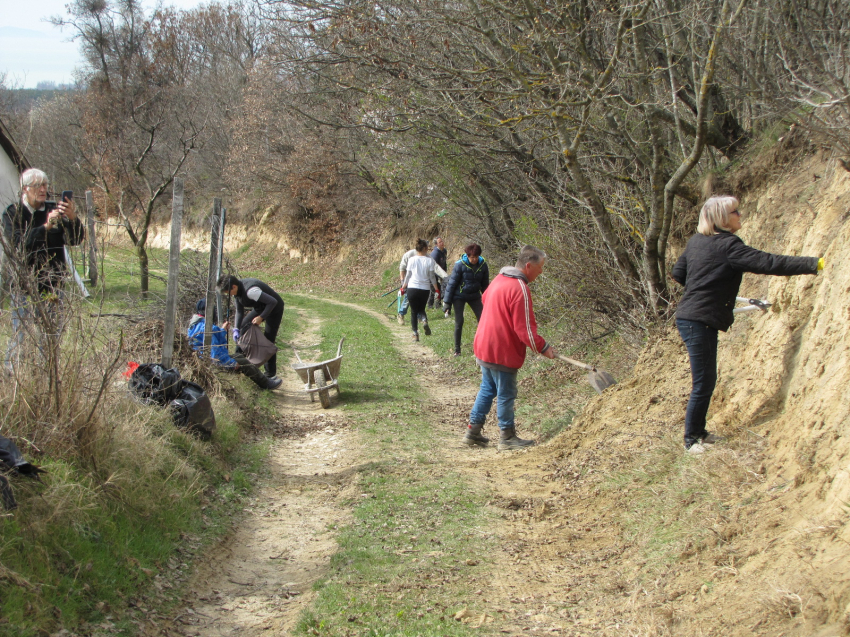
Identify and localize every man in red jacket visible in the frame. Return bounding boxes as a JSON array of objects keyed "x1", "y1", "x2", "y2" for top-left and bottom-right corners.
[{"x1": 464, "y1": 245, "x2": 557, "y2": 450}]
